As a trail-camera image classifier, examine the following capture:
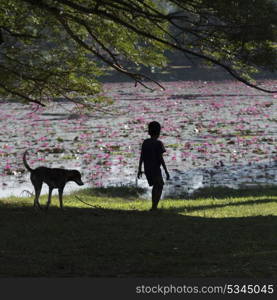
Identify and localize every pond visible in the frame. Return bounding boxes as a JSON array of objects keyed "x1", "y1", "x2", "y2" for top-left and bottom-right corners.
[{"x1": 0, "y1": 79, "x2": 276, "y2": 198}]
